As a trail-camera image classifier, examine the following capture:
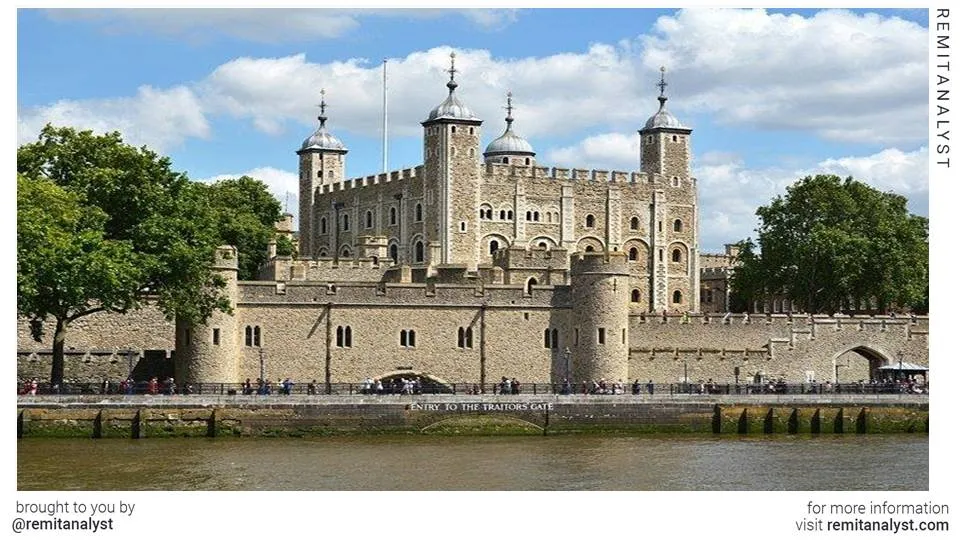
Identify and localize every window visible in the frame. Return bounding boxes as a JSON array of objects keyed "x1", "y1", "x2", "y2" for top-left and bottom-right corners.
[
  {"x1": 631, "y1": 289, "x2": 641, "y2": 303},
  {"x1": 507, "y1": 210, "x2": 513, "y2": 220},
  {"x1": 317, "y1": 170, "x2": 323, "y2": 178},
  {"x1": 544, "y1": 329, "x2": 551, "y2": 349},
  {"x1": 622, "y1": 328, "x2": 626, "y2": 344},
  {"x1": 629, "y1": 247, "x2": 639, "y2": 261},
  {"x1": 630, "y1": 217, "x2": 640, "y2": 230},
  {"x1": 415, "y1": 203, "x2": 423, "y2": 222},
  {"x1": 502, "y1": 157, "x2": 509, "y2": 164},
  {"x1": 551, "y1": 329, "x2": 559, "y2": 349},
  {"x1": 672, "y1": 249, "x2": 682, "y2": 263},
  {"x1": 674, "y1": 219, "x2": 682, "y2": 232},
  {"x1": 646, "y1": 135, "x2": 653, "y2": 143},
  {"x1": 526, "y1": 211, "x2": 532, "y2": 221},
  {"x1": 414, "y1": 241, "x2": 425, "y2": 263},
  {"x1": 213, "y1": 328, "x2": 220, "y2": 345},
  {"x1": 245, "y1": 326, "x2": 252, "y2": 346},
  {"x1": 389, "y1": 244, "x2": 399, "y2": 264},
  {"x1": 366, "y1": 210, "x2": 374, "y2": 229},
  {"x1": 658, "y1": 221, "x2": 663, "y2": 232},
  {"x1": 574, "y1": 328, "x2": 579, "y2": 346},
  {"x1": 460, "y1": 221, "x2": 467, "y2": 232},
  {"x1": 584, "y1": 246, "x2": 595, "y2": 253},
  {"x1": 320, "y1": 217, "x2": 327, "y2": 235},
  {"x1": 451, "y1": 126, "x2": 457, "y2": 134},
  {"x1": 336, "y1": 325, "x2": 353, "y2": 348},
  {"x1": 469, "y1": 148, "x2": 475, "y2": 157},
  {"x1": 585, "y1": 214, "x2": 595, "y2": 228},
  {"x1": 400, "y1": 329, "x2": 416, "y2": 347},
  {"x1": 469, "y1": 127, "x2": 474, "y2": 135},
  {"x1": 672, "y1": 177, "x2": 680, "y2": 187},
  {"x1": 538, "y1": 242, "x2": 548, "y2": 249},
  {"x1": 390, "y1": 207, "x2": 397, "y2": 225},
  {"x1": 342, "y1": 214, "x2": 350, "y2": 231},
  {"x1": 525, "y1": 157, "x2": 531, "y2": 165},
  {"x1": 533, "y1": 211, "x2": 540, "y2": 222},
  {"x1": 673, "y1": 290, "x2": 683, "y2": 304},
  {"x1": 499, "y1": 210, "x2": 506, "y2": 220},
  {"x1": 672, "y1": 135, "x2": 678, "y2": 142},
  {"x1": 598, "y1": 327, "x2": 605, "y2": 345},
  {"x1": 253, "y1": 326, "x2": 261, "y2": 347},
  {"x1": 458, "y1": 327, "x2": 474, "y2": 349},
  {"x1": 658, "y1": 249, "x2": 663, "y2": 262},
  {"x1": 526, "y1": 277, "x2": 538, "y2": 295},
  {"x1": 341, "y1": 247, "x2": 351, "y2": 258},
  {"x1": 489, "y1": 239, "x2": 499, "y2": 255}
]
